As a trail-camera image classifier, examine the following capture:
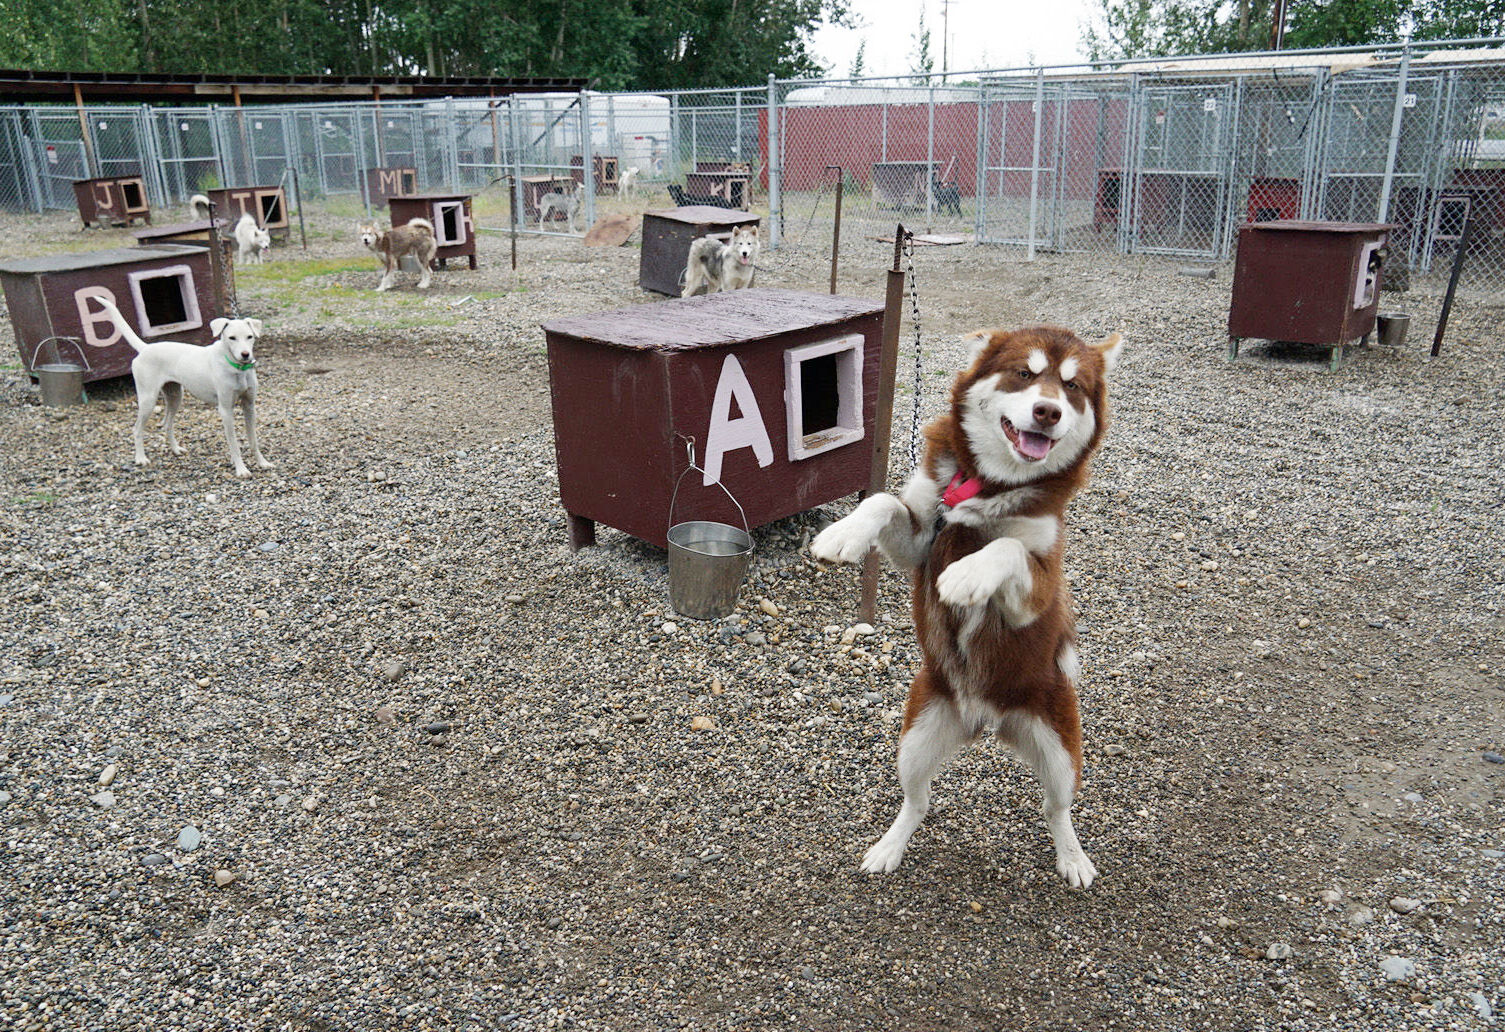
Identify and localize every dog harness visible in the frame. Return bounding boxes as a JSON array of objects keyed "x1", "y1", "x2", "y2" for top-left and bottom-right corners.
[{"x1": 225, "y1": 356, "x2": 256, "y2": 372}]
